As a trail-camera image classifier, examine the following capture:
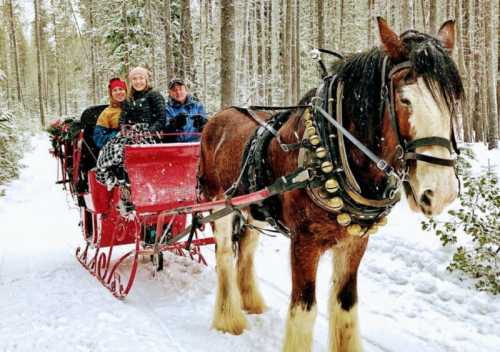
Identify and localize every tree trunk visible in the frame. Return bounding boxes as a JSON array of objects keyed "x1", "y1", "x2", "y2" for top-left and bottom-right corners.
[
  {"x1": 164, "y1": 0, "x2": 174, "y2": 81},
  {"x1": 180, "y1": 0, "x2": 195, "y2": 85},
  {"x1": 220, "y1": 0, "x2": 235, "y2": 108},
  {"x1": 462, "y1": 0, "x2": 474, "y2": 141},
  {"x1": 146, "y1": 0, "x2": 156, "y2": 86},
  {"x1": 34, "y1": 0, "x2": 45, "y2": 127},
  {"x1": 201, "y1": 0, "x2": 209, "y2": 103},
  {"x1": 122, "y1": 5, "x2": 130, "y2": 74},
  {"x1": 401, "y1": 0, "x2": 410, "y2": 30},
  {"x1": 6, "y1": 0, "x2": 22, "y2": 105},
  {"x1": 264, "y1": 1, "x2": 273, "y2": 105},
  {"x1": 283, "y1": 0, "x2": 291, "y2": 104},
  {"x1": 256, "y1": 0, "x2": 264, "y2": 103},
  {"x1": 292, "y1": 0, "x2": 300, "y2": 103},
  {"x1": 51, "y1": 0, "x2": 62, "y2": 116},
  {"x1": 88, "y1": 0, "x2": 97, "y2": 104},
  {"x1": 485, "y1": 0, "x2": 498, "y2": 148},
  {"x1": 472, "y1": 0, "x2": 484, "y2": 141},
  {"x1": 429, "y1": 0, "x2": 437, "y2": 33},
  {"x1": 316, "y1": 0, "x2": 324, "y2": 48}
]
